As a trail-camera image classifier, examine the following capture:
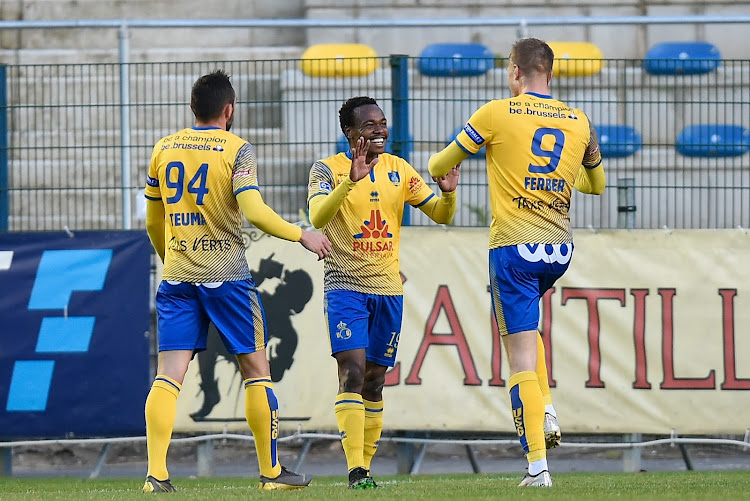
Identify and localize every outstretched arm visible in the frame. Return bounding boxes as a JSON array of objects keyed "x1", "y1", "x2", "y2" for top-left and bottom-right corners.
[
  {"x1": 237, "y1": 189, "x2": 303, "y2": 241},
  {"x1": 429, "y1": 141, "x2": 470, "y2": 178}
]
